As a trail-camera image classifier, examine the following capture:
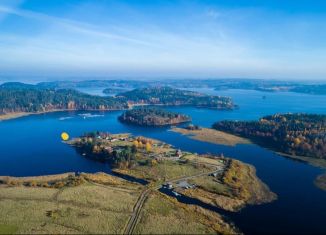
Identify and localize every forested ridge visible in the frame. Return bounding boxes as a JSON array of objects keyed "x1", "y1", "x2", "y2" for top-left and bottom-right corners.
[
  {"x1": 118, "y1": 86, "x2": 235, "y2": 109},
  {"x1": 213, "y1": 113, "x2": 326, "y2": 159},
  {"x1": 0, "y1": 87, "x2": 128, "y2": 114},
  {"x1": 0, "y1": 84, "x2": 236, "y2": 116}
]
